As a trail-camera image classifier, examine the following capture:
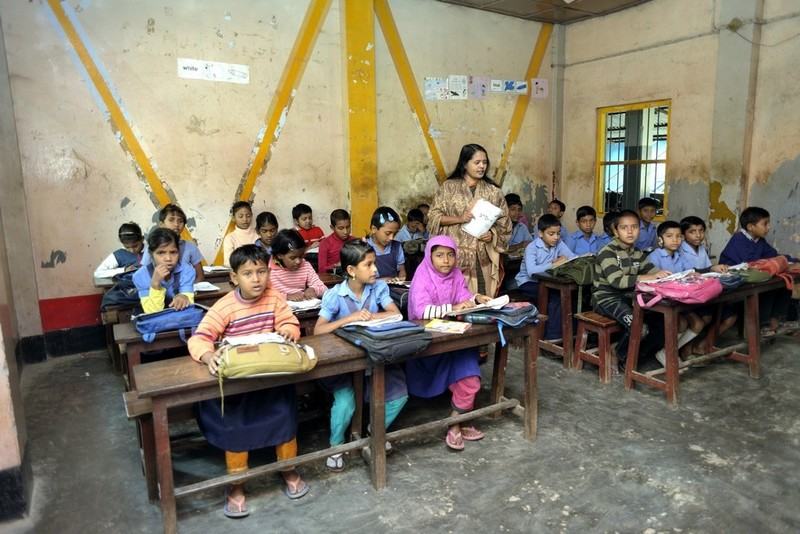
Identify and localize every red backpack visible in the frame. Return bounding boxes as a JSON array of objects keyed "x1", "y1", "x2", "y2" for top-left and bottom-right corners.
[{"x1": 748, "y1": 256, "x2": 794, "y2": 290}]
